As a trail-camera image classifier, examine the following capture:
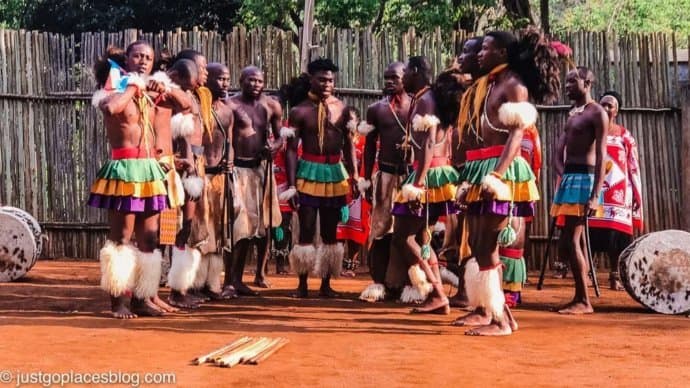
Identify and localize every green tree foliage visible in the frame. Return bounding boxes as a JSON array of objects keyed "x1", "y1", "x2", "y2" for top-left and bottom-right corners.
[
  {"x1": 550, "y1": 0, "x2": 690, "y2": 36},
  {"x1": 0, "y1": 0, "x2": 26, "y2": 28}
]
